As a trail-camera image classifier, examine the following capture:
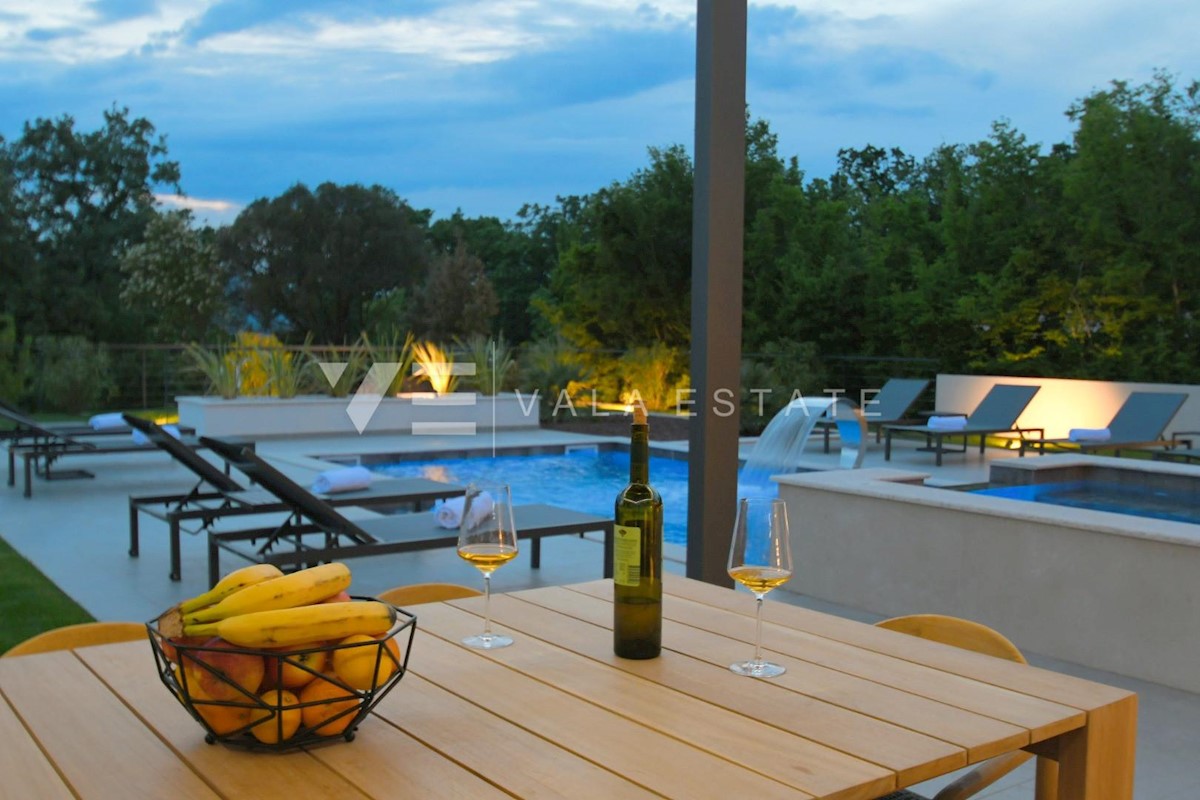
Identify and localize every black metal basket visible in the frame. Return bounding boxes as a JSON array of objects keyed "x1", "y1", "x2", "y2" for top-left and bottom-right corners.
[{"x1": 147, "y1": 598, "x2": 417, "y2": 752}]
